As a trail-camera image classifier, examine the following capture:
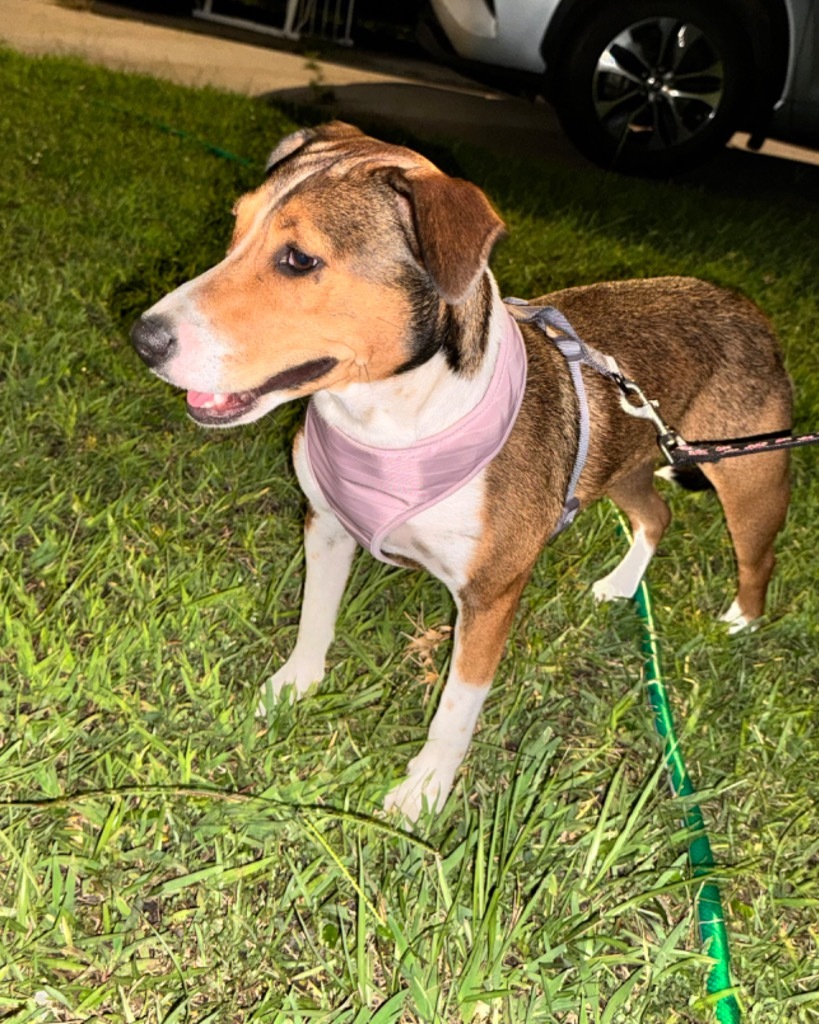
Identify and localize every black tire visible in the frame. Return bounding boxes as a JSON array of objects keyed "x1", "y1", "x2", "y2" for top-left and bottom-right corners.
[{"x1": 552, "y1": 0, "x2": 750, "y2": 175}]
